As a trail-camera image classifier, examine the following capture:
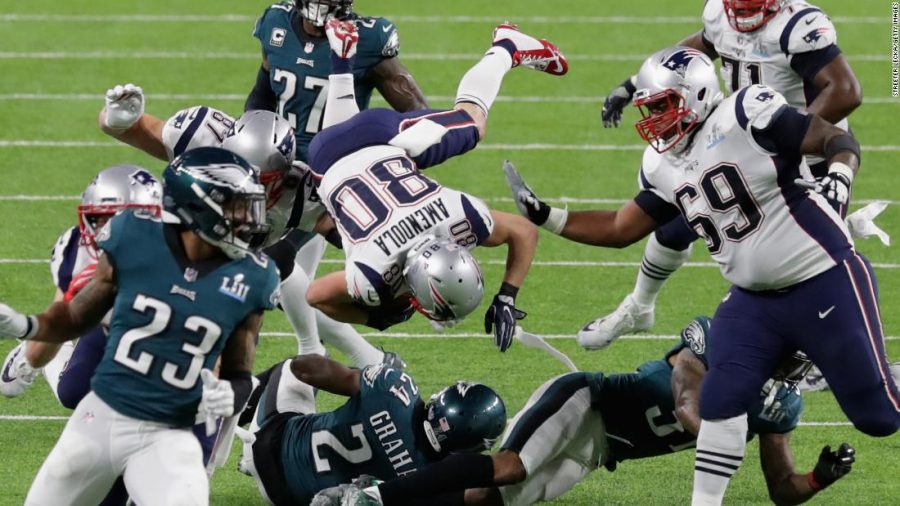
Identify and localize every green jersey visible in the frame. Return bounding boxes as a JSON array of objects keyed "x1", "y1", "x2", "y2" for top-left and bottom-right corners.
[
  {"x1": 278, "y1": 363, "x2": 435, "y2": 504},
  {"x1": 253, "y1": 2, "x2": 400, "y2": 160},
  {"x1": 91, "y1": 211, "x2": 279, "y2": 427}
]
